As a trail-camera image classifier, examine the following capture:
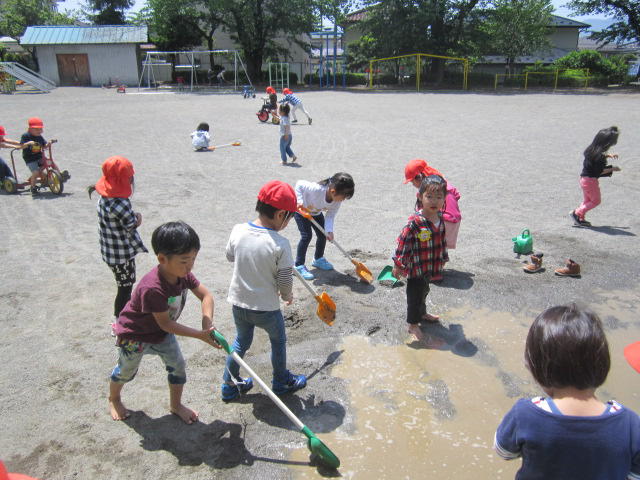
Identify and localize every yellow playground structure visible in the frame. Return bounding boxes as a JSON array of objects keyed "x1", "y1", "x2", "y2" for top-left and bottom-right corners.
[
  {"x1": 368, "y1": 53, "x2": 469, "y2": 91},
  {"x1": 494, "y1": 69, "x2": 590, "y2": 91}
]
